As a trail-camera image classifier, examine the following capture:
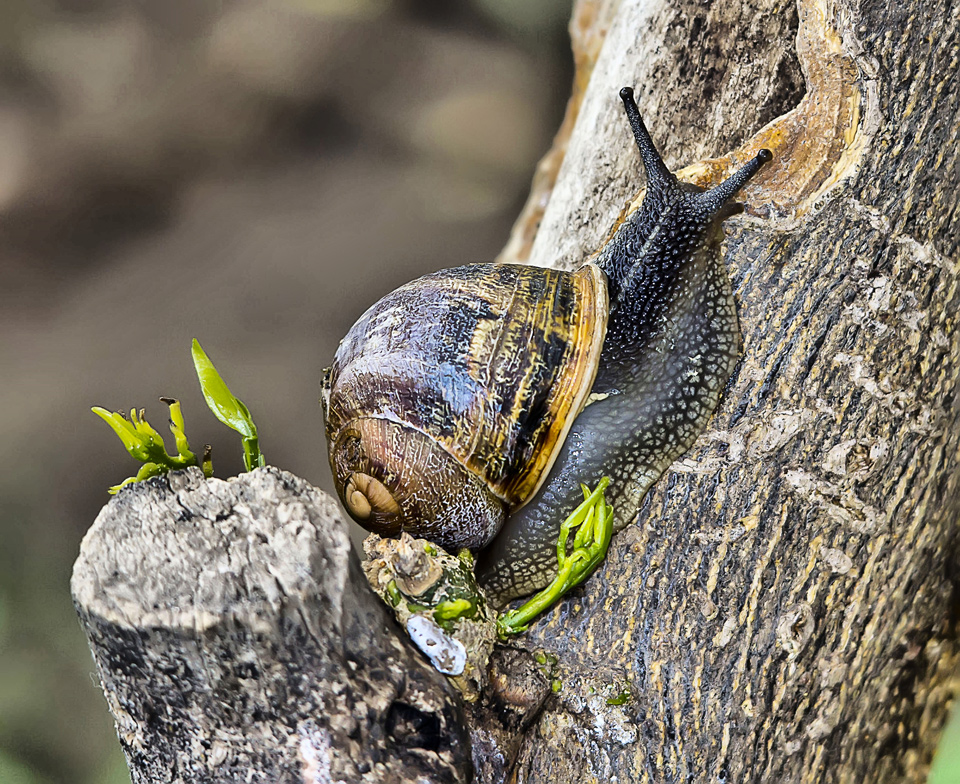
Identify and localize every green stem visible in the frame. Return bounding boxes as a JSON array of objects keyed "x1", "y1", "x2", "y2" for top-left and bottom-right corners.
[
  {"x1": 242, "y1": 435, "x2": 265, "y2": 472},
  {"x1": 497, "y1": 477, "x2": 613, "y2": 636}
]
